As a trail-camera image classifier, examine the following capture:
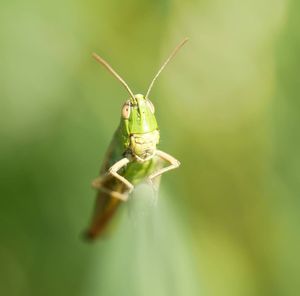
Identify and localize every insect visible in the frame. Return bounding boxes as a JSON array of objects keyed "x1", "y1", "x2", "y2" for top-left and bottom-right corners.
[{"x1": 84, "y1": 38, "x2": 189, "y2": 240}]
